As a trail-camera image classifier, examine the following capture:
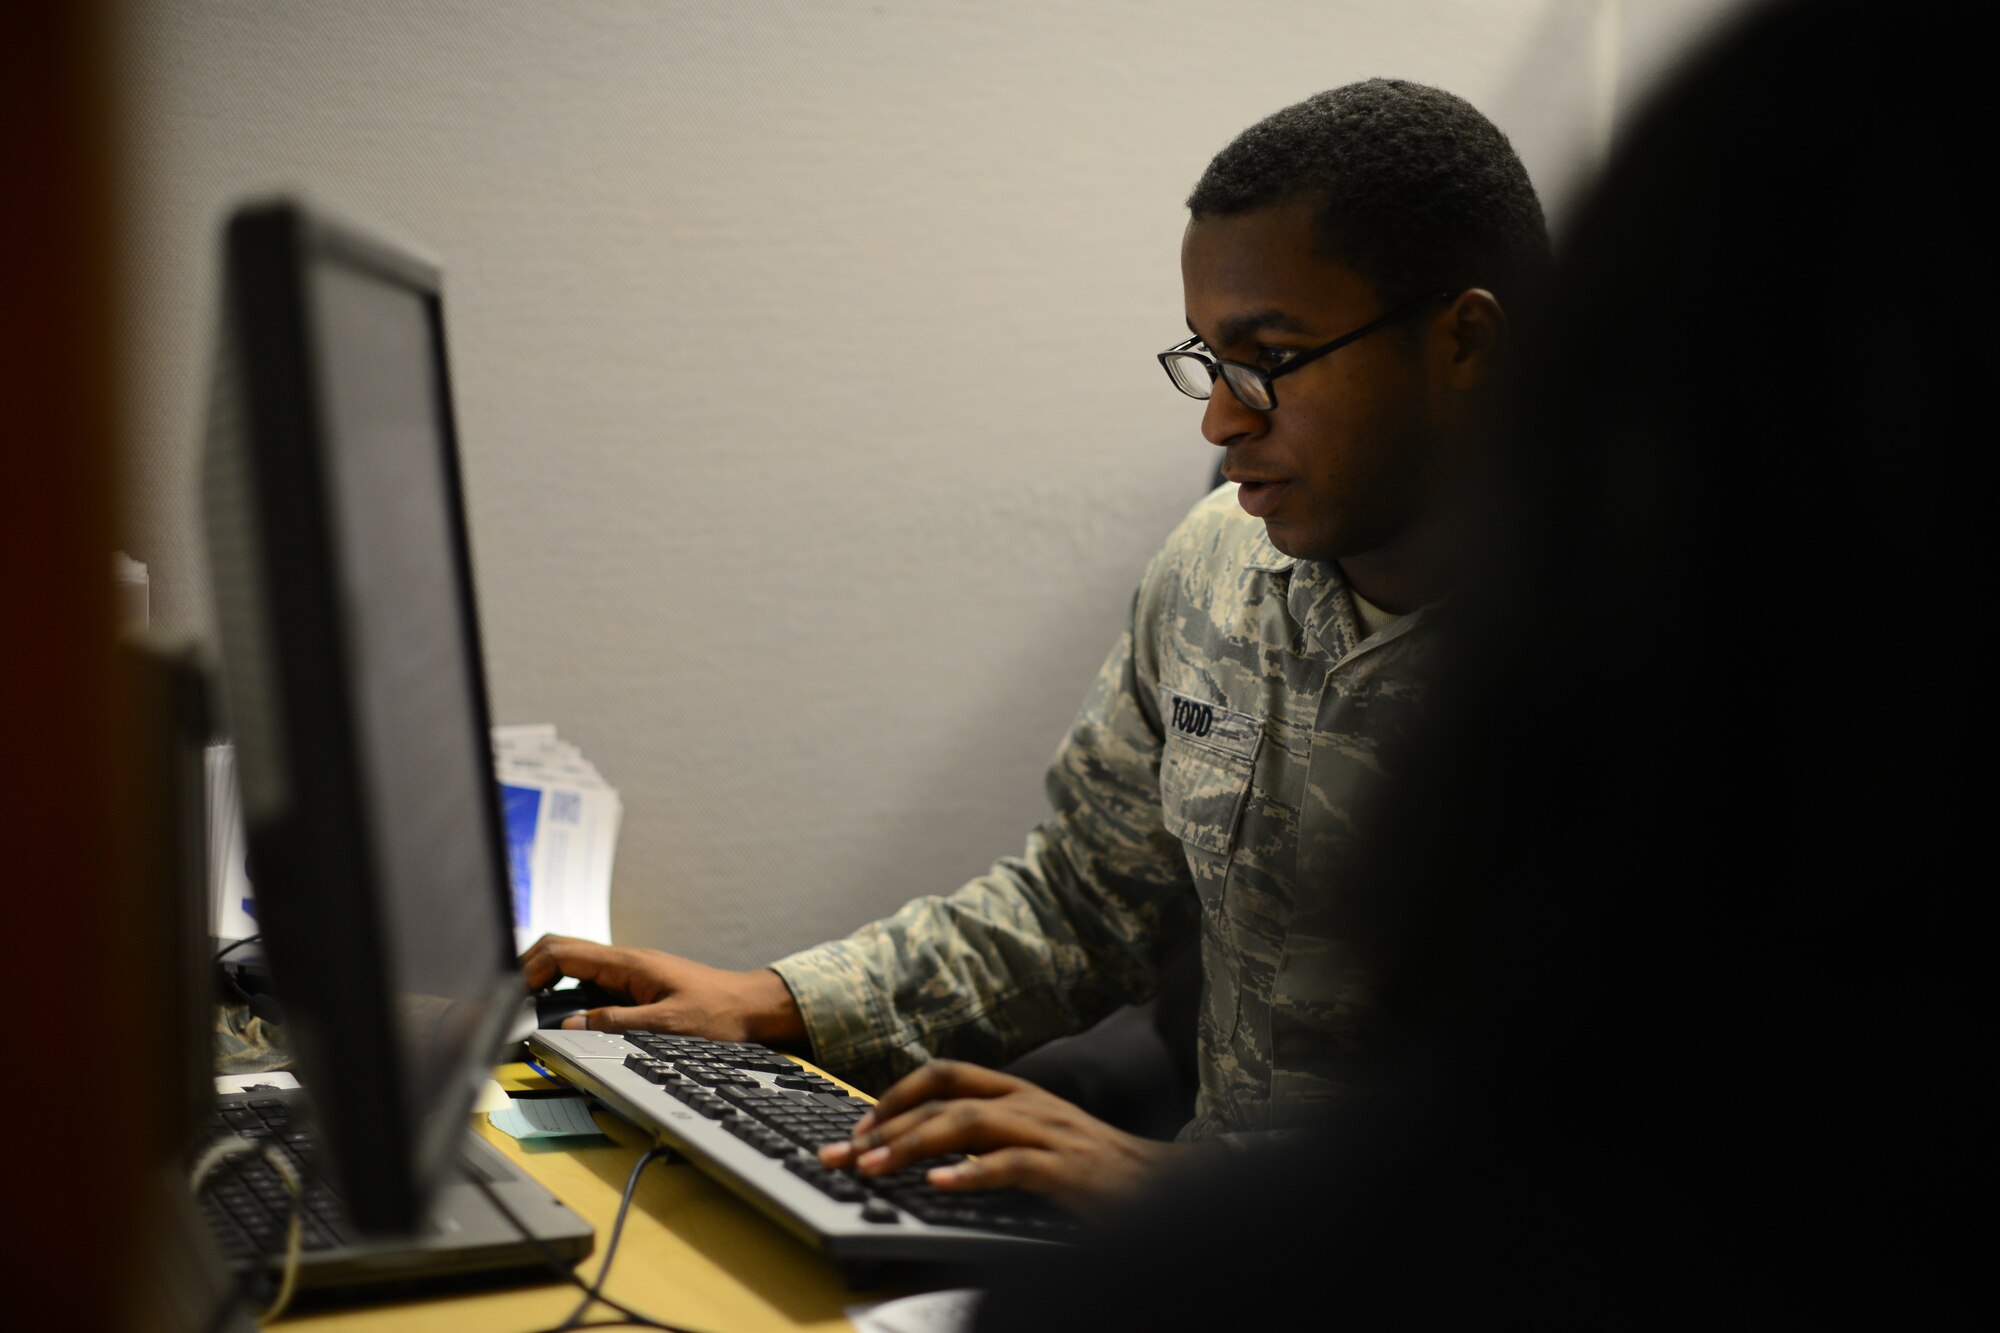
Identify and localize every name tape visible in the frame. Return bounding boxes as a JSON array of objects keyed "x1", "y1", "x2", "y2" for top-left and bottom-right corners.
[{"x1": 1159, "y1": 687, "x2": 1262, "y2": 759}]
